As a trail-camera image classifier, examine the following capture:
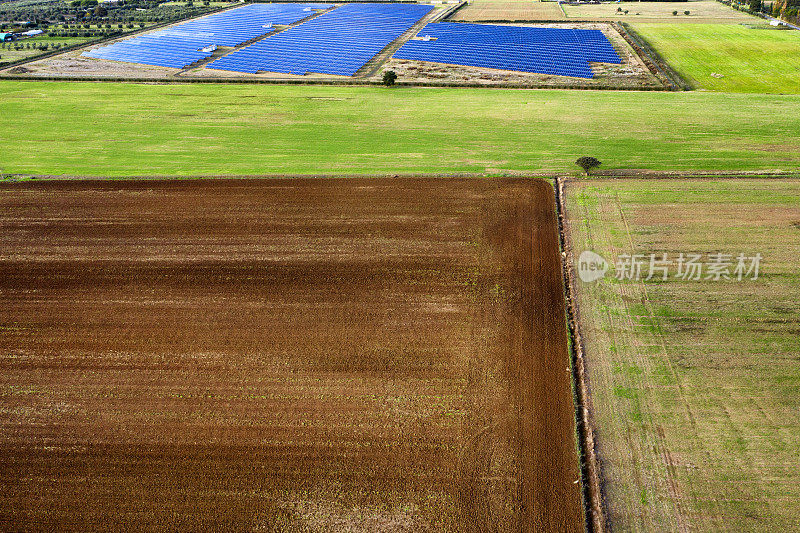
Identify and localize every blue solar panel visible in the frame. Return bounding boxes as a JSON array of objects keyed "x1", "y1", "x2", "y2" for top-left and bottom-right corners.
[
  {"x1": 82, "y1": 3, "x2": 332, "y2": 69},
  {"x1": 393, "y1": 22, "x2": 622, "y2": 79},
  {"x1": 208, "y1": 3, "x2": 433, "y2": 76}
]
